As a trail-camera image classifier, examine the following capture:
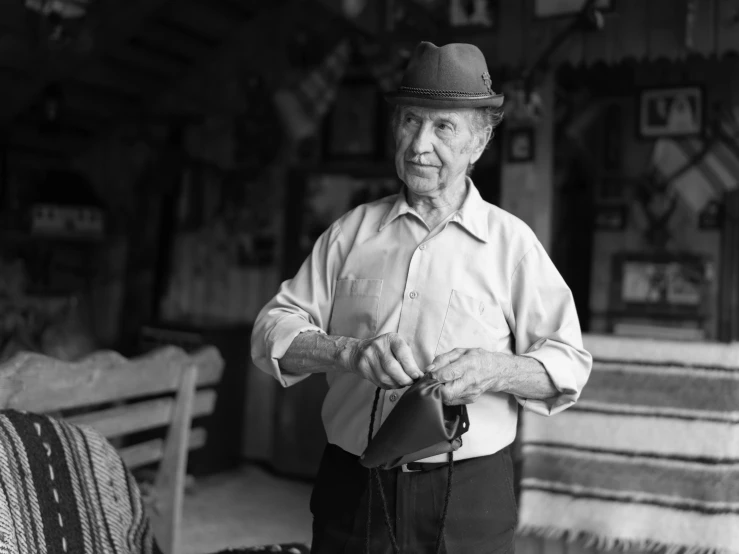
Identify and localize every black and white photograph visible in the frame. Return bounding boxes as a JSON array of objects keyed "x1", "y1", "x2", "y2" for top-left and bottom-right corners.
[
  {"x1": 506, "y1": 126, "x2": 536, "y2": 162},
  {"x1": 0, "y1": 1, "x2": 738, "y2": 554},
  {"x1": 638, "y1": 85, "x2": 705, "y2": 138}
]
